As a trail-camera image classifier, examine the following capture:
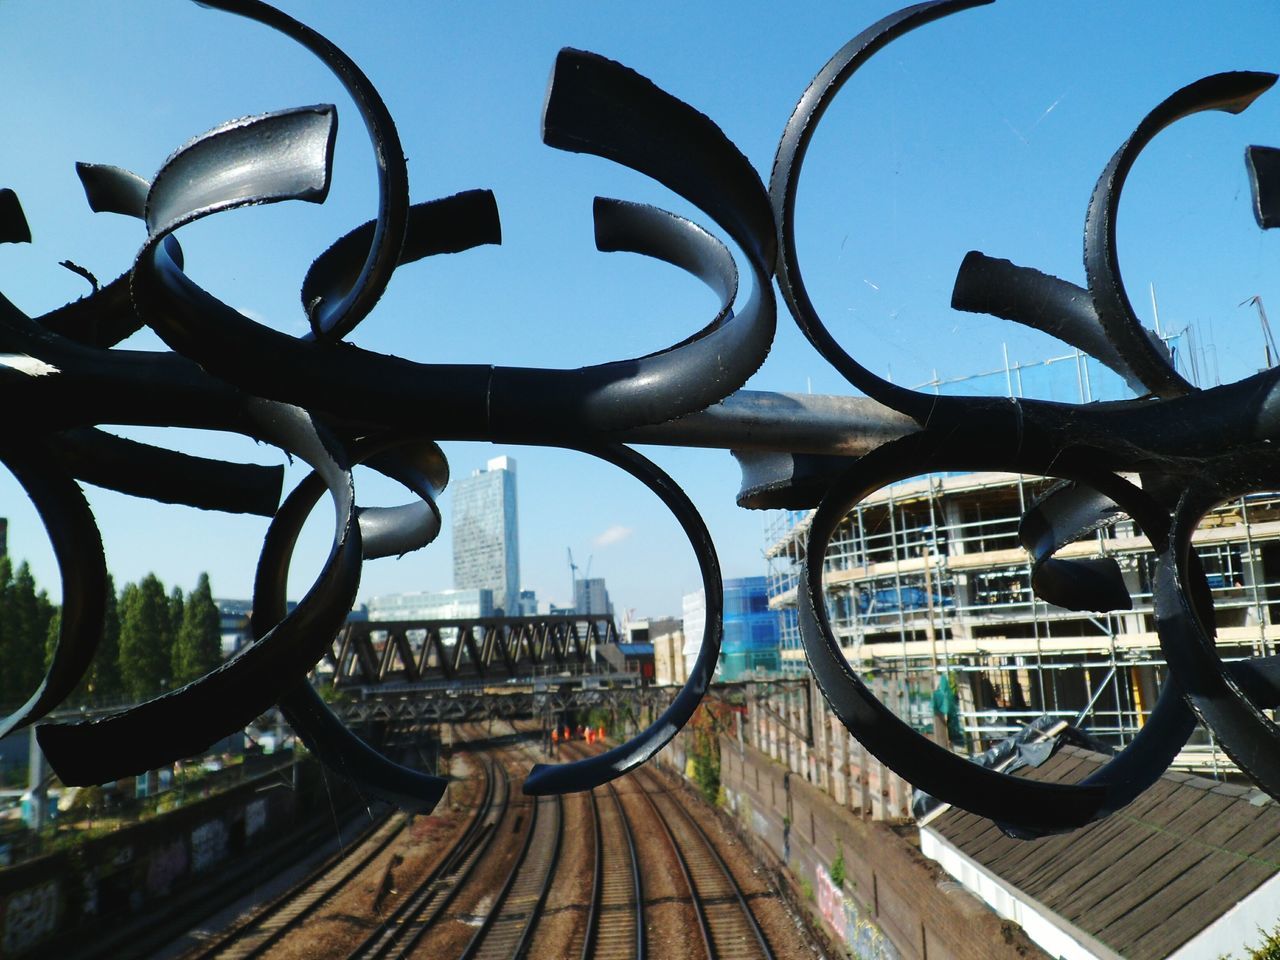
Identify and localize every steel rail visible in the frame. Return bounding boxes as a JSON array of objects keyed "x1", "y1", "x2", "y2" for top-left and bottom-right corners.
[
  {"x1": 350, "y1": 752, "x2": 506, "y2": 960},
  {"x1": 612, "y1": 781, "x2": 647, "y2": 960},
  {"x1": 376, "y1": 727, "x2": 552, "y2": 959},
  {"x1": 183, "y1": 741, "x2": 436, "y2": 960},
  {"x1": 635, "y1": 776, "x2": 715, "y2": 959},
  {"x1": 638, "y1": 767, "x2": 774, "y2": 960},
  {"x1": 189, "y1": 809, "x2": 406, "y2": 960},
  {"x1": 581, "y1": 787, "x2": 606, "y2": 960},
  {"x1": 508, "y1": 793, "x2": 566, "y2": 960},
  {"x1": 455, "y1": 791, "x2": 540, "y2": 960},
  {"x1": 572, "y1": 744, "x2": 645, "y2": 960},
  {"x1": 458, "y1": 791, "x2": 564, "y2": 960}
]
